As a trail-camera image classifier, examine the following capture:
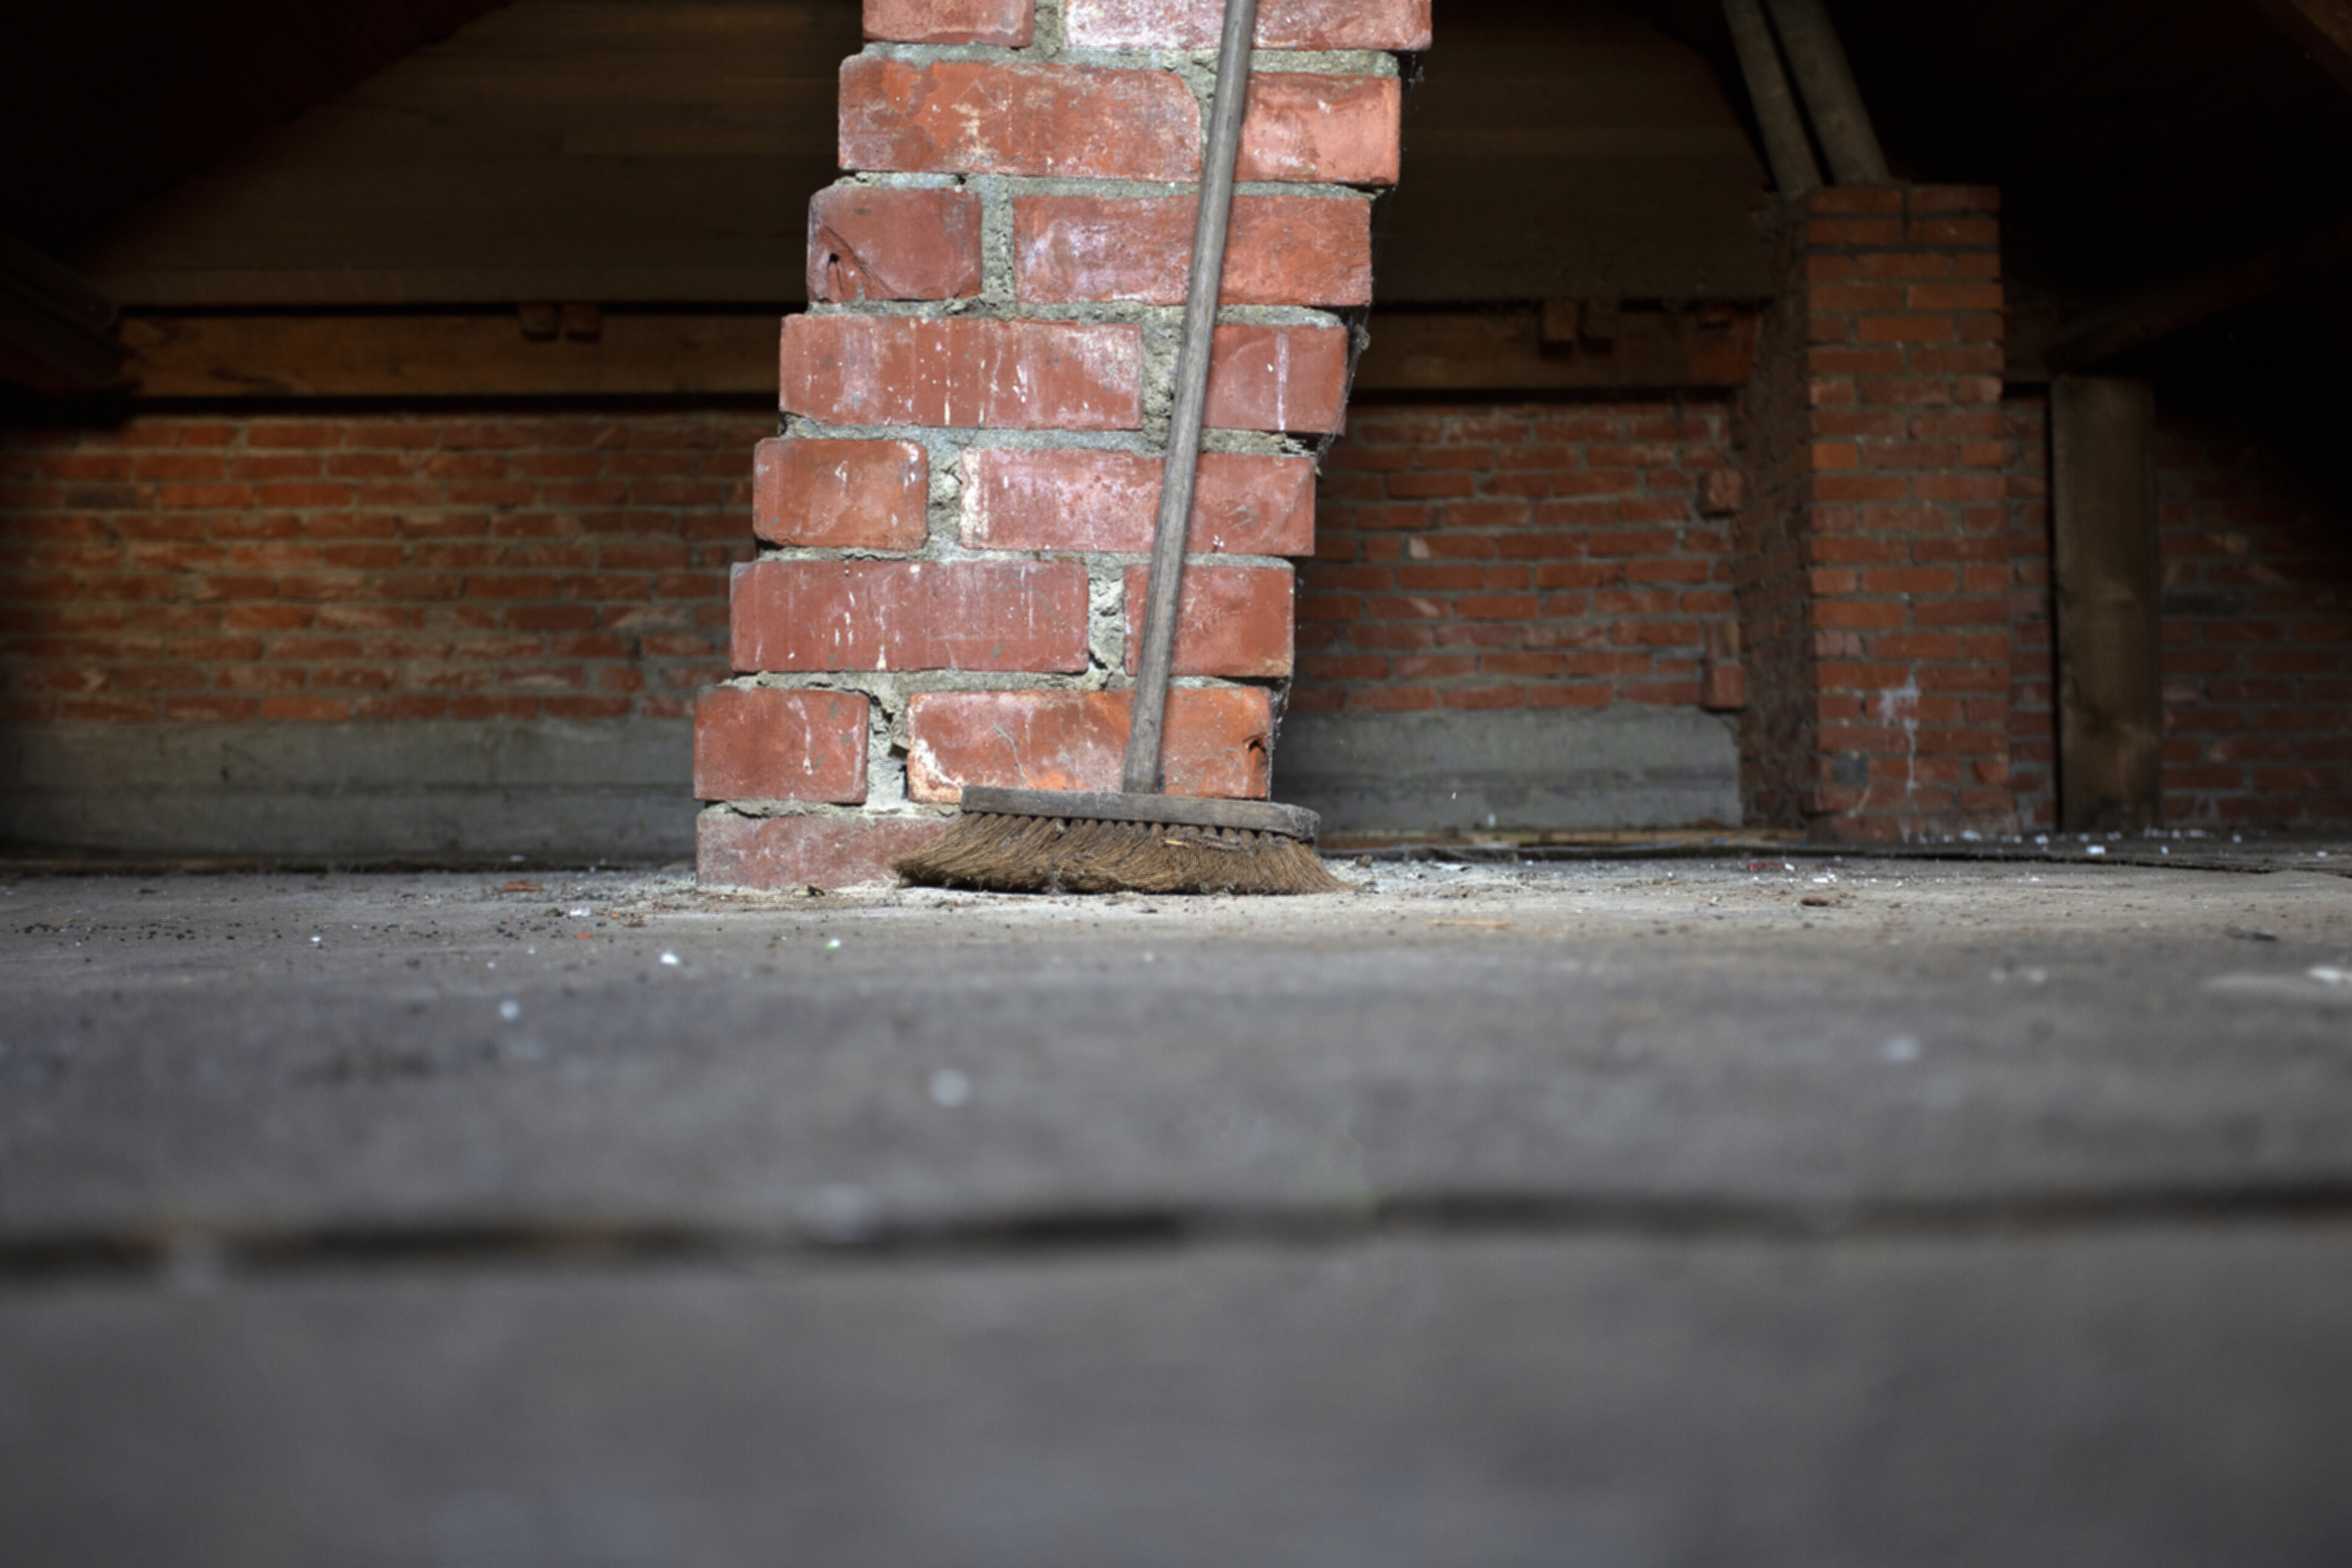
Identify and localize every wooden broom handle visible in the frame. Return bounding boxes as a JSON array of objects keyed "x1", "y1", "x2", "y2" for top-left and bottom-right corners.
[{"x1": 1121, "y1": 0, "x2": 1259, "y2": 795}]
